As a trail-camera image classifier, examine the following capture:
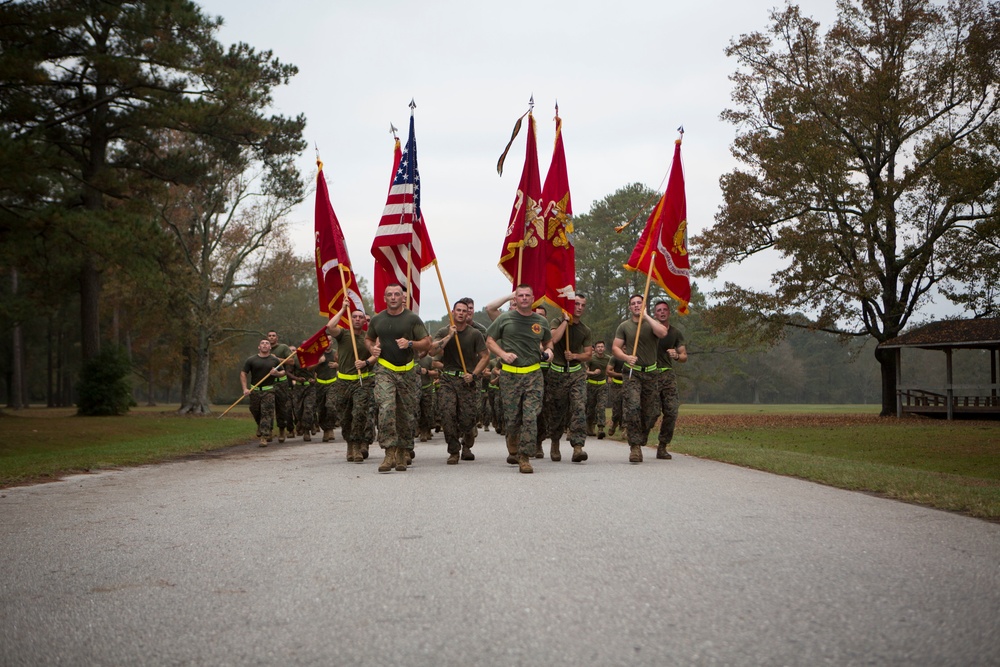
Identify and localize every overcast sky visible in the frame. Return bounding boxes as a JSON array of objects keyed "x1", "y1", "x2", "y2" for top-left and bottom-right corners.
[{"x1": 199, "y1": 0, "x2": 841, "y2": 321}]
